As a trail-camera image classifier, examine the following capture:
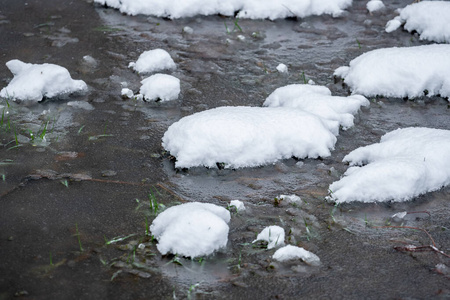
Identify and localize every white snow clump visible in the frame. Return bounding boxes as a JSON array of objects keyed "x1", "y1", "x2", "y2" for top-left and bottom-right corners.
[
  {"x1": 253, "y1": 225, "x2": 285, "y2": 249},
  {"x1": 162, "y1": 106, "x2": 337, "y2": 169},
  {"x1": 276, "y1": 63, "x2": 288, "y2": 74},
  {"x1": 129, "y1": 49, "x2": 176, "y2": 73},
  {"x1": 150, "y1": 202, "x2": 230, "y2": 257},
  {"x1": 334, "y1": 44, "x2": 450, "y2": 99},
  {"x1": 0, "y1": 59, "x2": 87, "y2": 102},
  {"x1": 366, "y1": 0, "x2": 385, "y2": 13},
  {"x1": 328, "y1": 127, "x2": 450, "y2": 203},
  {"x1": 229, "y1": 200, "x2": 246, "y2": 212},
  {"x1": 94, "y1": 0, "x2": 352, "y2": 20},
  {"x1": 273, "y1": 245, "x2": 320, "y2": 266},
  {"x1": 385, "y1": 1, "x2": 450, "y2": 43},
  {"x1": 263, "y1": 84, "x2": 369, "y2": 134},
  {"x1": 277, "y1": 194, "x2": 302, "y2": 204},
  {"x1": 140, "y1": 74, "x2": 180, "y2": 101}
]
